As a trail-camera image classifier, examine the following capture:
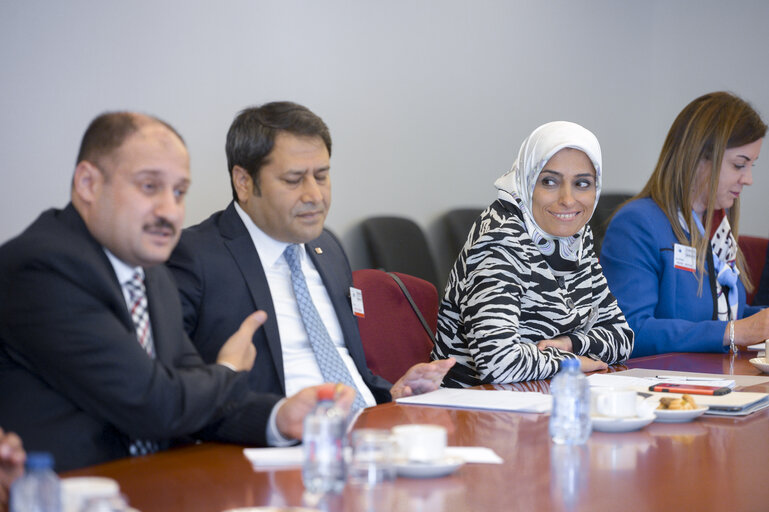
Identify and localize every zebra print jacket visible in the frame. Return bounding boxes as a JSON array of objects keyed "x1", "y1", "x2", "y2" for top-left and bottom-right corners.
[{"x1": 432, "y1": 198, "x2": 633, "y2": 386}]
